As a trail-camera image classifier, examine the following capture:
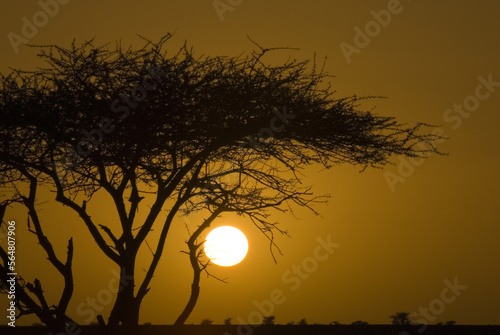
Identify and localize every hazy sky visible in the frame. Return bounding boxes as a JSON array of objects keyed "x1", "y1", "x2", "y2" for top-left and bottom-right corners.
[{"x1": 1, "y1": 0, "x2": 499, "y2": 326}]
